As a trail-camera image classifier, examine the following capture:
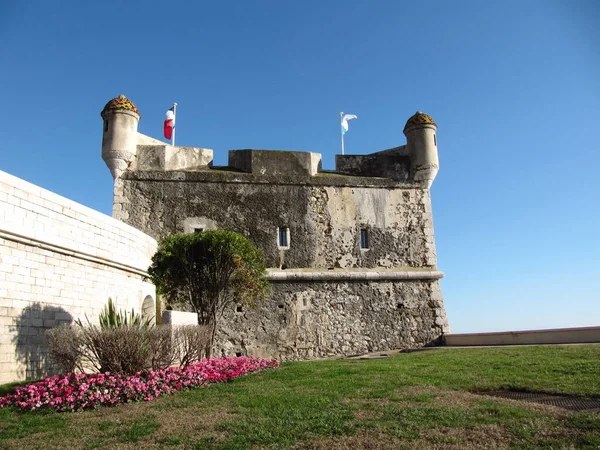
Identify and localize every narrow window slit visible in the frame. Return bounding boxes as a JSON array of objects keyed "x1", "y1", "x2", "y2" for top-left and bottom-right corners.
[
  {"x1": 277, "y1": 227, "x2": 290, "y2": 249},
  {"x1": 360, "y1": 229, "x2": 369, "y2": 249}
]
